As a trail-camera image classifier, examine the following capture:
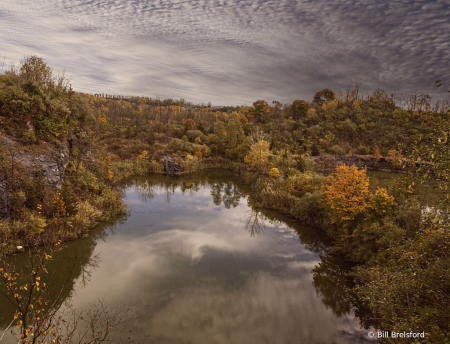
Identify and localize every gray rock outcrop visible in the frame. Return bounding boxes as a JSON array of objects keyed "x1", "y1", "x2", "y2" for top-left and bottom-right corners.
[
  {"x1": 0, "y1": 138, "x2": 70, "y2": 219},
  {"x1": 162, "y1": 156, "x2": 181, "y2": 175},
  {"x1": 15, "y1": 142, "x2": 69, "y2": 189}
]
